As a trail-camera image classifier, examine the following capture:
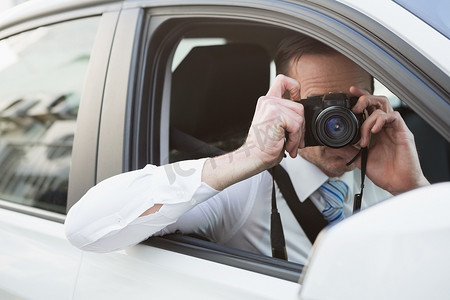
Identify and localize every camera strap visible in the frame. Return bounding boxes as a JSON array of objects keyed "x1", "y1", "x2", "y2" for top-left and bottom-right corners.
[{"x1": 346, "y1": 146, "x2": 368, "y2": 213}]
